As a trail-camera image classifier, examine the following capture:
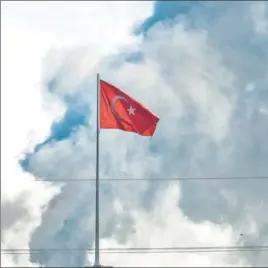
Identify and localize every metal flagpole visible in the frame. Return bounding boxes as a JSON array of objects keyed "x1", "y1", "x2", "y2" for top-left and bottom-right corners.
[{"x1": 94, "y1": 73, "x2": 100, "y2": 267}]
